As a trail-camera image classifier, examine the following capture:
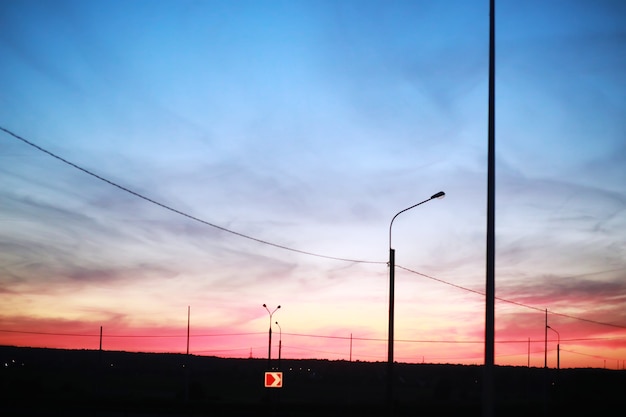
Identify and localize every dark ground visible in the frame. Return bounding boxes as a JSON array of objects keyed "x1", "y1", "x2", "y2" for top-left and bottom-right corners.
[{"x1": 1, "y1": 346, "x2": 624, "y2": 416}]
